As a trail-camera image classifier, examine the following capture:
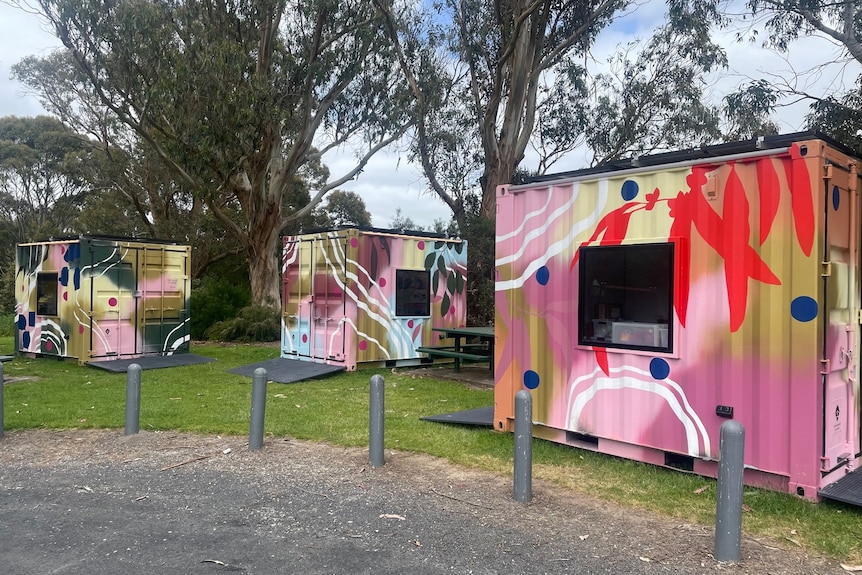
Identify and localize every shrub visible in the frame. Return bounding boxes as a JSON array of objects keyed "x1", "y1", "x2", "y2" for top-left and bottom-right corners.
[
  {"x1": 203, "y1": 304, "x2": 281, "y2": 342},
  {"x1": 189, "y1": 278, "x2": 251, "y2": 340}
]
